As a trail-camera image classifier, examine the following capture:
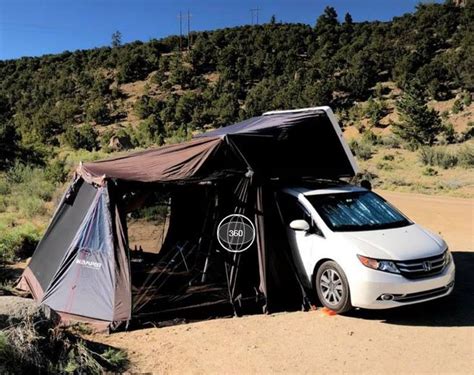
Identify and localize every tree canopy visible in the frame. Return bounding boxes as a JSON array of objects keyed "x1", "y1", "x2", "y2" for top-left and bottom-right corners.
[{"x1": 0, "y1": 2, "x2": 472, "y2": 167}]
